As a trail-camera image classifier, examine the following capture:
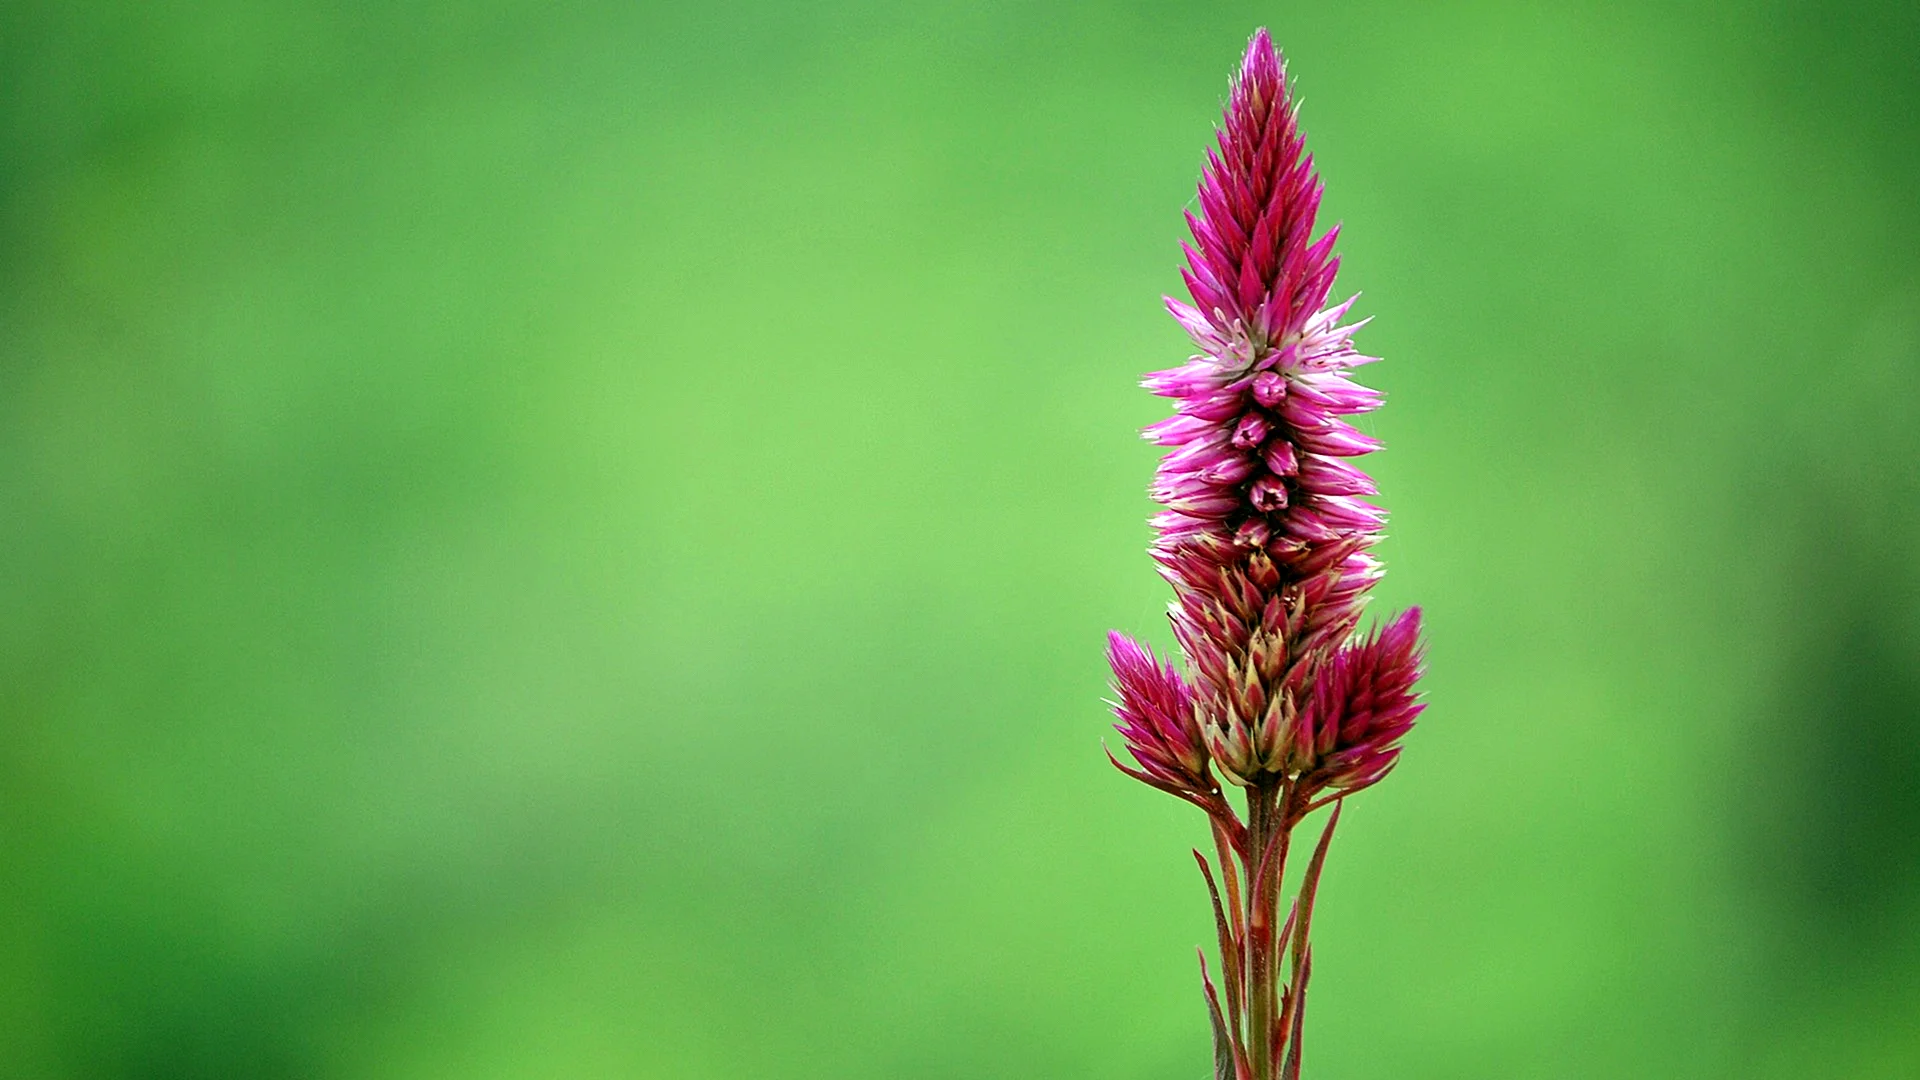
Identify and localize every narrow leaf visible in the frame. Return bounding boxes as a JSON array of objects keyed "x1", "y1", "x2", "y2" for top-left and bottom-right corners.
[
  {"x1": 1193, "y1": 850, "x2": 1244, "y2": 1035},
  {"x1": 1210, "y1": 821, "x2": 1248, "y2": 1026},
  {"x1": 1198, "y1": 951, "x2": 1238, "y2": 1080},
  {"x1": 1290, "y1": 801, "x2": 1342, "y2": 980},
  {"x1": 1280, "y1": 947, "x2": 1312, "y2": 1080}
]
